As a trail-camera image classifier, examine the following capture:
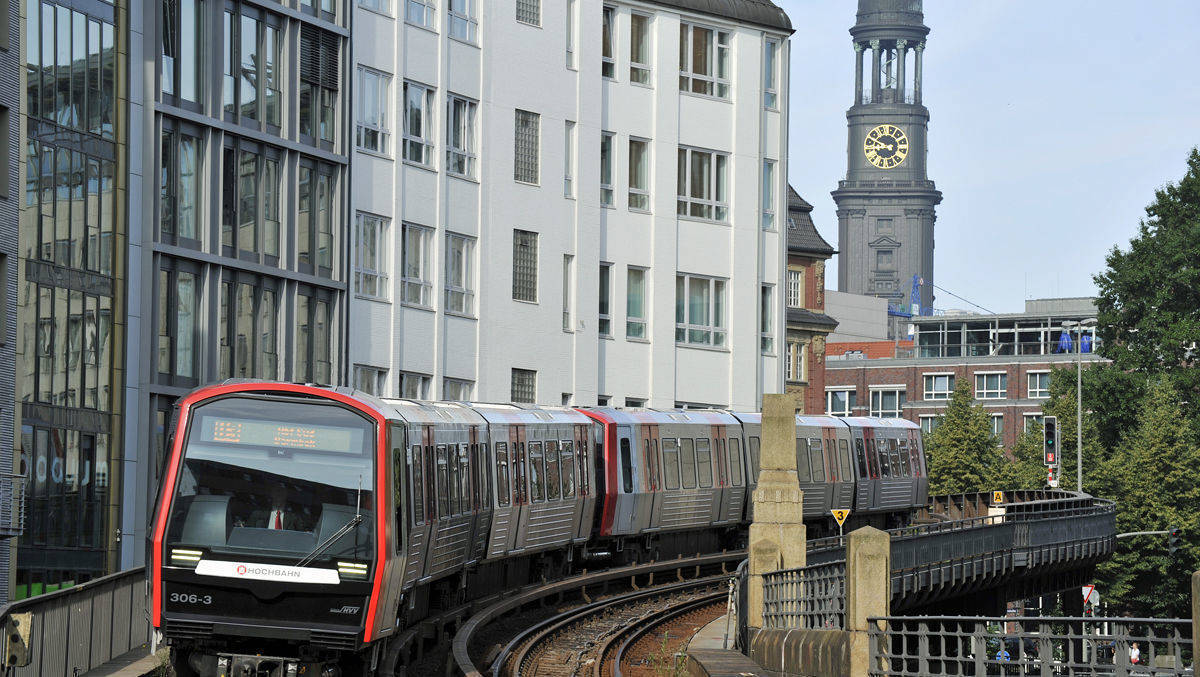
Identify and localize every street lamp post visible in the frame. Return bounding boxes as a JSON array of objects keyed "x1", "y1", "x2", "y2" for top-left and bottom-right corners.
[{"x1": 1063, "y1": 318, "x2": 1097, "y2": 492}]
